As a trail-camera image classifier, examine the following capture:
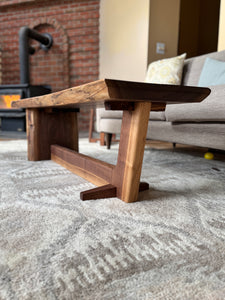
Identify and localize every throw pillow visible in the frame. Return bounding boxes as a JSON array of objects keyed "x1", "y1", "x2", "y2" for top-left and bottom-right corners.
[
  {"x1": 145, "y1": 53, "x2": 186, "y2": 85},
  {"x1": 198, "y1": 57, "x2": 225, "y2": 87}
]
